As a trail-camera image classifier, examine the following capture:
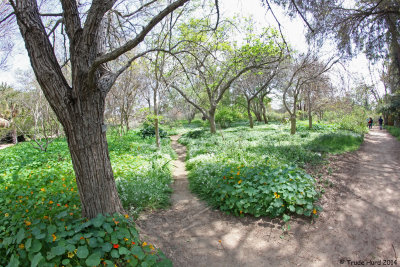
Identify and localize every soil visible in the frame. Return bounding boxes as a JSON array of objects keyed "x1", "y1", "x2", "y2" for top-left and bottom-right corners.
[
  {"x1": 137, "y1": 127, "x2": 400, "y2": 267},
  {"x1": 0, "y1": 144, "x2": 13, "y2": 150}
]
